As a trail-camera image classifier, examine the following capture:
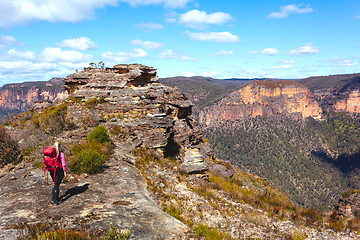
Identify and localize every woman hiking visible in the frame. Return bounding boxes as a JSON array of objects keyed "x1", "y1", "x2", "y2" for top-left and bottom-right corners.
[{"x1": 44, "y1": 141, "x2": 67, "y2": 205}]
